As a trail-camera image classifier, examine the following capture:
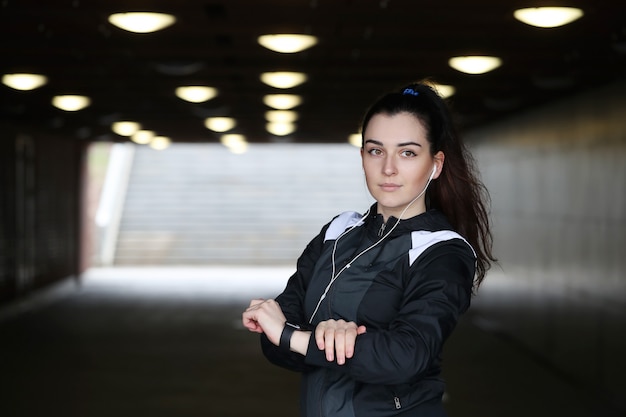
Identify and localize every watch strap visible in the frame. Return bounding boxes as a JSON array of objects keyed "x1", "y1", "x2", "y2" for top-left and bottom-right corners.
[{"x1": 279, "y1": 322, "x2": 300, "y2": 353}]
